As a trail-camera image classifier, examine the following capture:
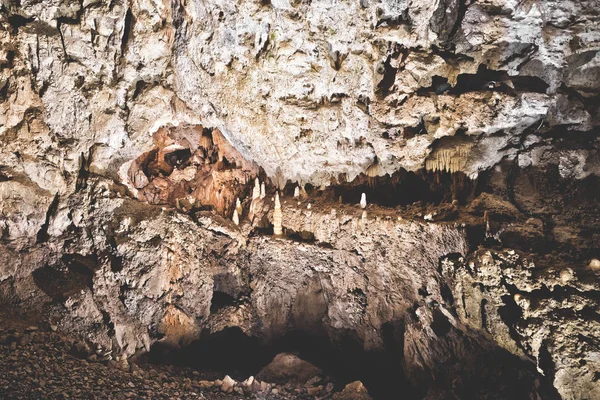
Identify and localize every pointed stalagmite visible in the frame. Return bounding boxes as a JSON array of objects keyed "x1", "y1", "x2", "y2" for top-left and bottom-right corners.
[
  {"x1": 236, "y1": 198, "x2": 242, "y2": 216},
  {"x1": 294, "y1": 186, "x2": 300, "y2": 198},
  {"x1": 360, "y1": 193, "x2": 367, "y2": 209},
  {"x1": 273, "y1": 192, "x2": 283, "y2": 236},
  {"x1": 250, "y1": 178, "x2": 261, "y2": 215},
  {"x1": 232, "y1": 209, "x2": 239, "y2": 226},
  {"x1": 252, "y1": 179, "x2": 260, "y2": 201}
]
